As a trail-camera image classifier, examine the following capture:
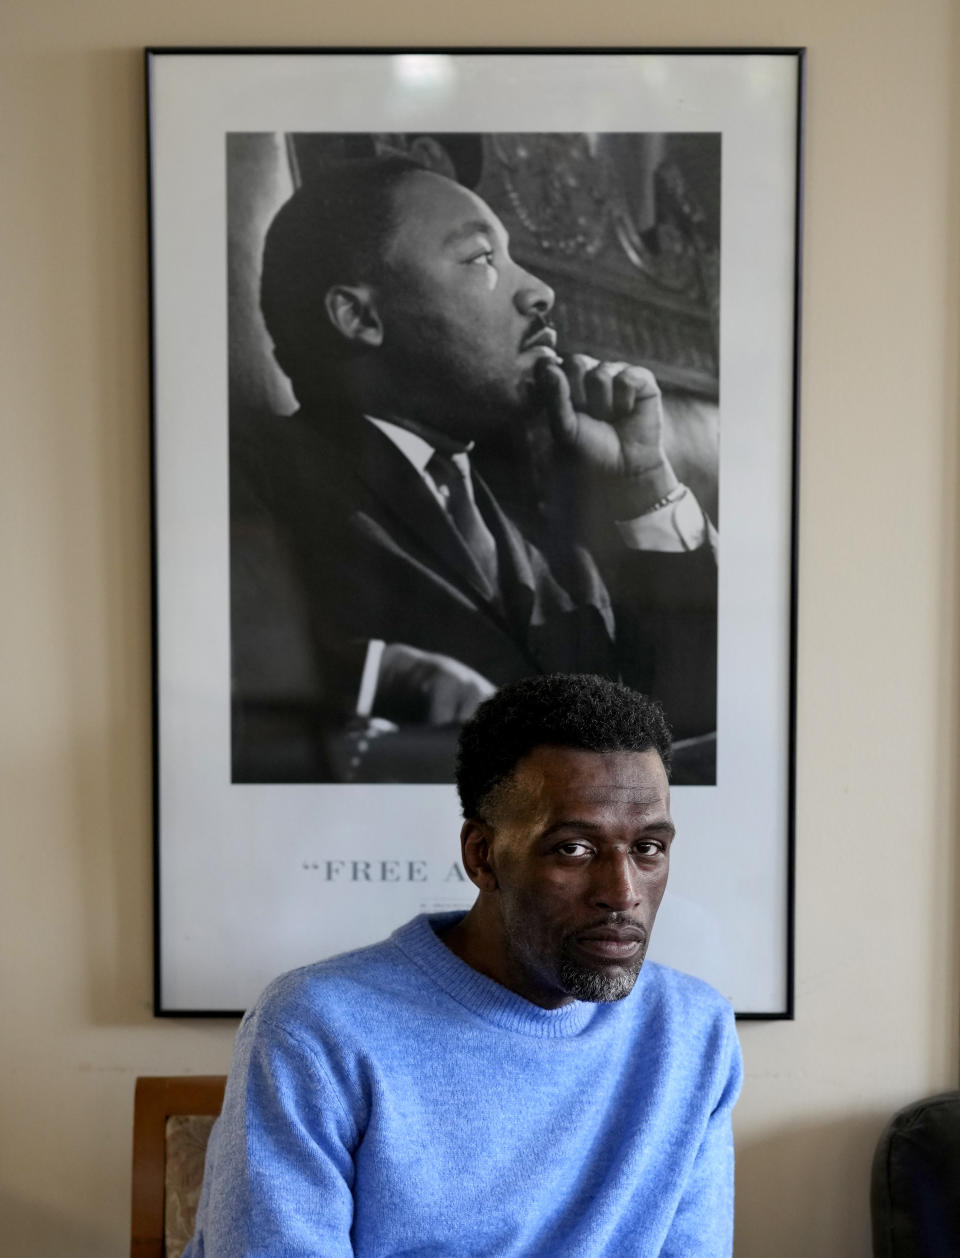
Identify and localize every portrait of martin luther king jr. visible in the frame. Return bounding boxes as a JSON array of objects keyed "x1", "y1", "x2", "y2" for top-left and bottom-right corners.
[{"x1": 228, "y1": 135, "x2": 719, "y2": 787}]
